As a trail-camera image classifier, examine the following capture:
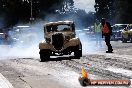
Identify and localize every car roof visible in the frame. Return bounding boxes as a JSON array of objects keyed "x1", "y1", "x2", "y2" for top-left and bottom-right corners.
[
  {"x1": 0, "y1": 33, "x2": 4, "y2": 35},
  {"x1": 13, "y1": 25, "x2": 30, "y2": 29},
  {"x1": 16, "y1": 26, "x2": 30, "y2": 28},
  {"x1": 129, "y1": 24, "x2": 132, "y2": 26},
  {"x1": 44, "y1": 21, "x2": 74, "y2": 26},
  {"x1": 113, "y1": 24, "x2": 129, "y2": 26}
]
